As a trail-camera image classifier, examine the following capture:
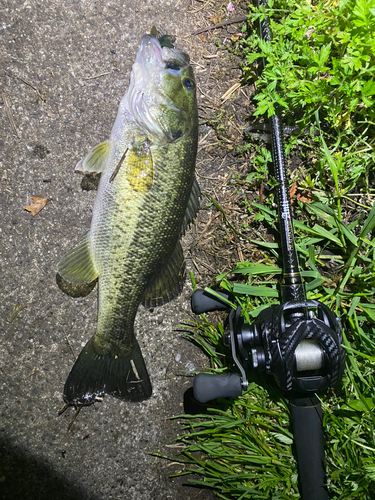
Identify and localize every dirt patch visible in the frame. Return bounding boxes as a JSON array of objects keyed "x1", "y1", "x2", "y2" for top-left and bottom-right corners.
[{"x1": 182, "y1": 1, "x2": 266, "y2": 284}]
